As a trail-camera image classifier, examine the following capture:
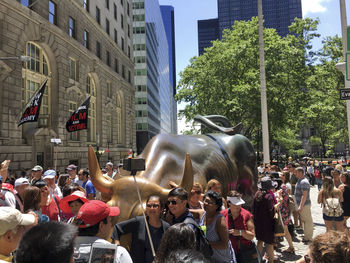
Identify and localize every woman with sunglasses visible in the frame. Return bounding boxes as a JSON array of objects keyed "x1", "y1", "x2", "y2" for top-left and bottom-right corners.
[
  {"x1": 111, "y1": 195, "x2": 170, "y2": 263},
  {"x1": 199, "y1": 190, "x2": 236, "y2": 263}
]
